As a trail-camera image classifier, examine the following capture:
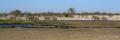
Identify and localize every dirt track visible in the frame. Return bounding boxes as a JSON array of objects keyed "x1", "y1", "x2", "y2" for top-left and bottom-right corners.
[{"x1": 0, "y1": 28, "x2": 120, "y2": 40}]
